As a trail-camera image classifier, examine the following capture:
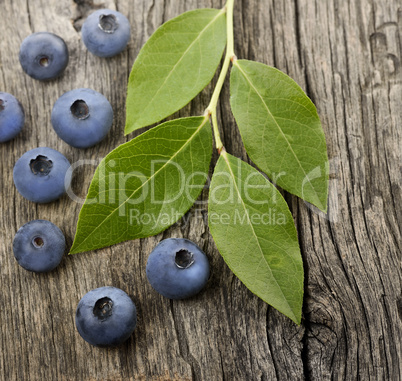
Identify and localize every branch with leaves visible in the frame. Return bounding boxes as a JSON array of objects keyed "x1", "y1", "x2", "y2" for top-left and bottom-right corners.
[{"x1": 70, "y1": 0, "x2": 329, "y2": 325}]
